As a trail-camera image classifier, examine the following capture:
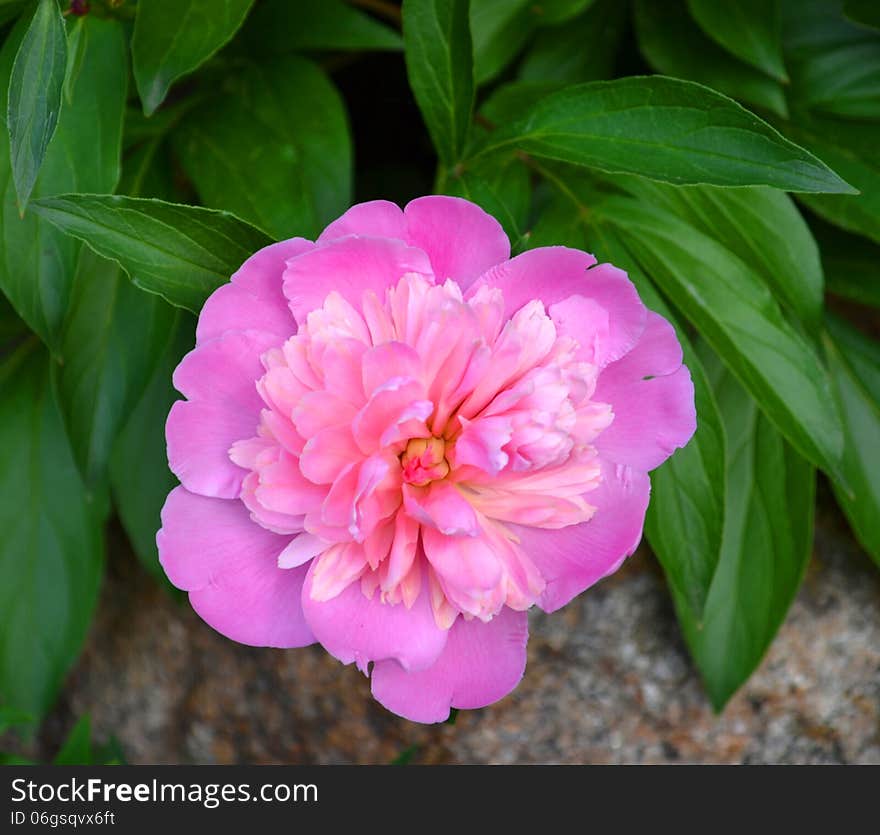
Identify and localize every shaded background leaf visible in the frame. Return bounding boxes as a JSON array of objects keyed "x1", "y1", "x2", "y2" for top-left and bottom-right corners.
[
  {"x1": 635, "y1": 0, "x2": 789, "y2": 118},
  {"x1": 0, "y1": 343, "x2": 104, "y2": 717},
  {"x1": 812, "y1": 216, "x2": 880, "y2": 307},
  {"x1": 824, "y1": 314, "x2": 880, "y2": 566},
  {"x1": 132, "y1": 0, "x2": 256, "y2": 116},
  {"x1": 519, "y1": 0, "x2": 628, "y2": 85},
  {"x1": 110, "y1": 313, "x2": 194, "y2": 582},
  {"x1": 783, "y1": 0, "x2": 880, "y2": 121},
  {"x1": 687, "y1": 0, "x2": 787, "y2": 81},
  {"x1": 55, "y1": 247, "x2": 177, "y2": 489},
  {"x1": 241, "y1": 0, "x2": 402, "y2": 54},
  {"x1": 174, "y1": 54, "x2": 352, "y2": 239}
]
